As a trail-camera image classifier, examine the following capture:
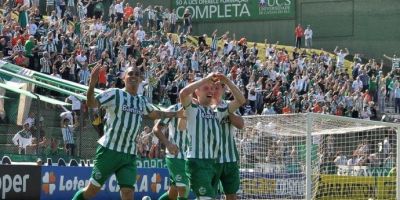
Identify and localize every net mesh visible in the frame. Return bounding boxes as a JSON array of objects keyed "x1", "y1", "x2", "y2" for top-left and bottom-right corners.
[{"x1": 236, "y1": 113, "x2": 398, "y2": 200}]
